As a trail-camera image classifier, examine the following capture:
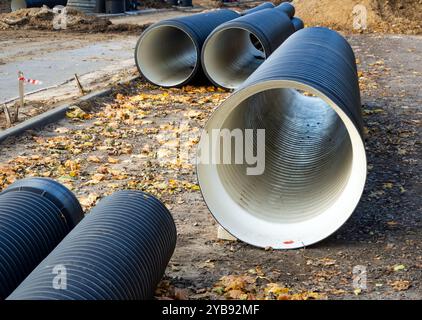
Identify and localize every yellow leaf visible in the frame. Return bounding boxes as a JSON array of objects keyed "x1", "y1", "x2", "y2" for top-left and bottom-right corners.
[
  {"x1": 265, "y1": 283, "x2": 289, "y2": 296},
  {"x1": 66, "y1": 106, "x2": 90, "y2": 120},
  {"x1": 393, "y1": 264, "x2": 405, "y2": 271},
  {"x1": 88, "y1": 156, "x2": 102, "y2": 163},
  {"x1": 79, "y1": 193, "x2": 99, "y2": 208},
  {"x1": 383, "y1": 182, "x2": 393, "y2": 189},
  {"x1": 107, "y1": 157, "x2": 120, "y2": 164},
  {"x1": 89, "y1": 173, "x2": 105, "y2": 184},
  {"x1": 390, "y1": 280, "x2": 410, "y2": 291}
]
